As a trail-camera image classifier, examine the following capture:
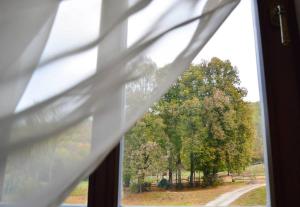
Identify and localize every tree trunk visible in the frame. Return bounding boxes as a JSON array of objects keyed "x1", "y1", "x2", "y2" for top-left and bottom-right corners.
[
  {"x1": 189, "y1": 152, "x2": 194, "y2": 186},
  {"x1": 168, "y1": 169, "x2": 173, "y2": 184},
  {"x1": 177, "y1": 155, "x2": 182, "y2": 184},
  {"x1": 168, "y1": 155, "x2": 173, "y2": 184},
  {"x1": 193, "y1": 171, "x2": 195, "y2": 184},
  {"x1": 124, "y1": 178, "x2": 130, "y2": 187}
]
